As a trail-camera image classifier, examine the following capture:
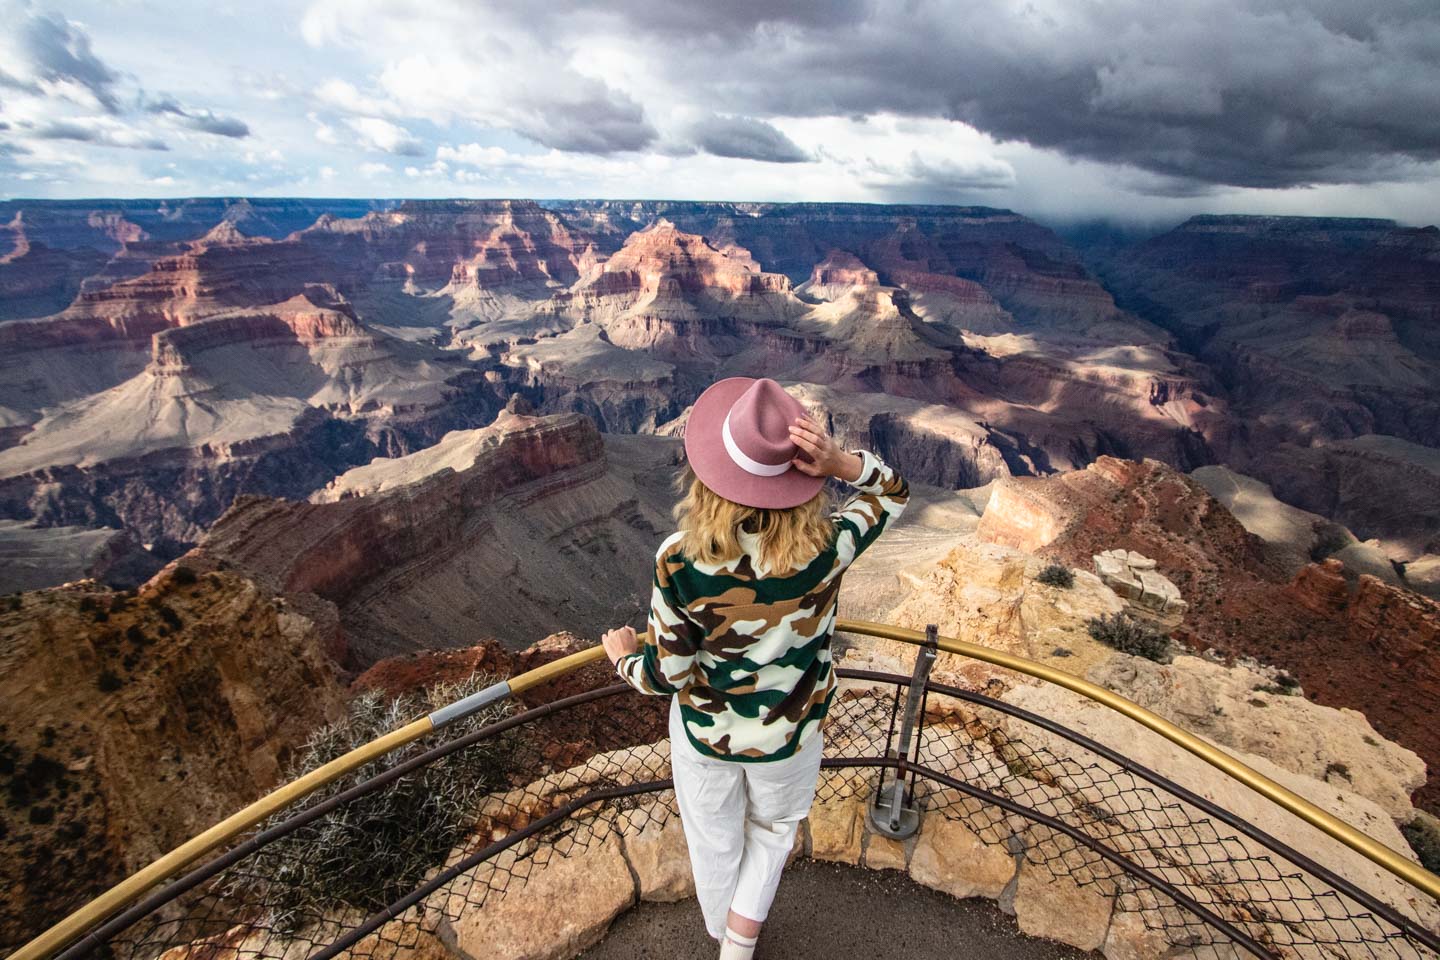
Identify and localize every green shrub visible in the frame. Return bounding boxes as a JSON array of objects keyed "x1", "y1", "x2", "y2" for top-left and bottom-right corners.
[
  {"x1": 97, "y1": 670, "x2": 123, "y2": 693},
  {"x1": 1256, "y1": 671, "x2": 1302, "y2": 696},
  {"x1": 1036, "y1": 563, "x2": 1075, "y2": 589},
  {"x1": 1401, "y1": 815, "x2": 1440, "y2": 874},
  {"x1": 1086, "y1": 612, "x2": 1171, "y2": 662},
  {"x1": 220, "y1": 673, "x2": 517, "y2": 930},
  {"x1": 172, "y1": 565, "x2": 198, "y2": 586},
  {"x1": 7, "y1": 595, "x2": 22, "y2": 612}
]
